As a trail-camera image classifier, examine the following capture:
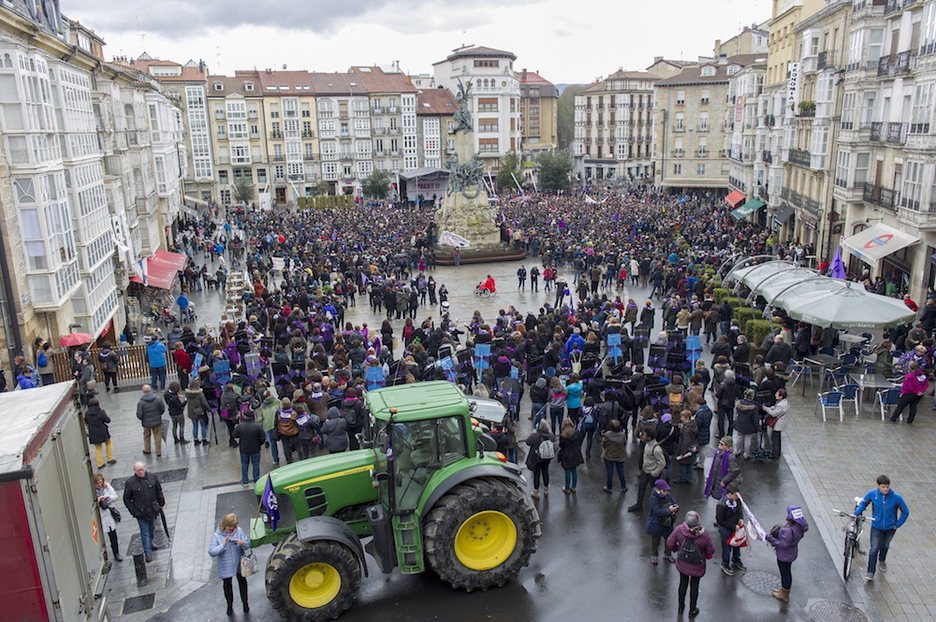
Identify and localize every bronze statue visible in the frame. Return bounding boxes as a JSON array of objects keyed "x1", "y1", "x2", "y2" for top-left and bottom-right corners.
[{"x1": 451, "y1": 79, "x2": 473, "y2": 135}]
